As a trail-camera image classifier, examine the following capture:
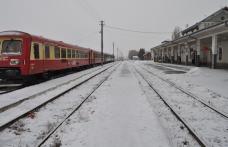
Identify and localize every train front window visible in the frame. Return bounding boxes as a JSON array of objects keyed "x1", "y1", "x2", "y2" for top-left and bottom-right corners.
[{"x1": 2, "y1": 40, "x2": 22, "y2": 55}]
